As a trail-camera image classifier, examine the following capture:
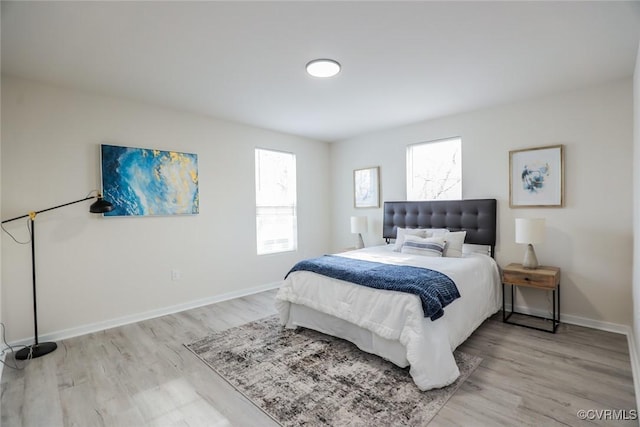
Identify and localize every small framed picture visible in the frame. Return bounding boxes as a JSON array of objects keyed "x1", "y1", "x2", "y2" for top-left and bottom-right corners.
[
  {"x1": 510, "y1": 144, "x2": 564, "y2": 208},
  {"x1": 354, "y1": 166, "x2": 380, "y2": 208}
]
